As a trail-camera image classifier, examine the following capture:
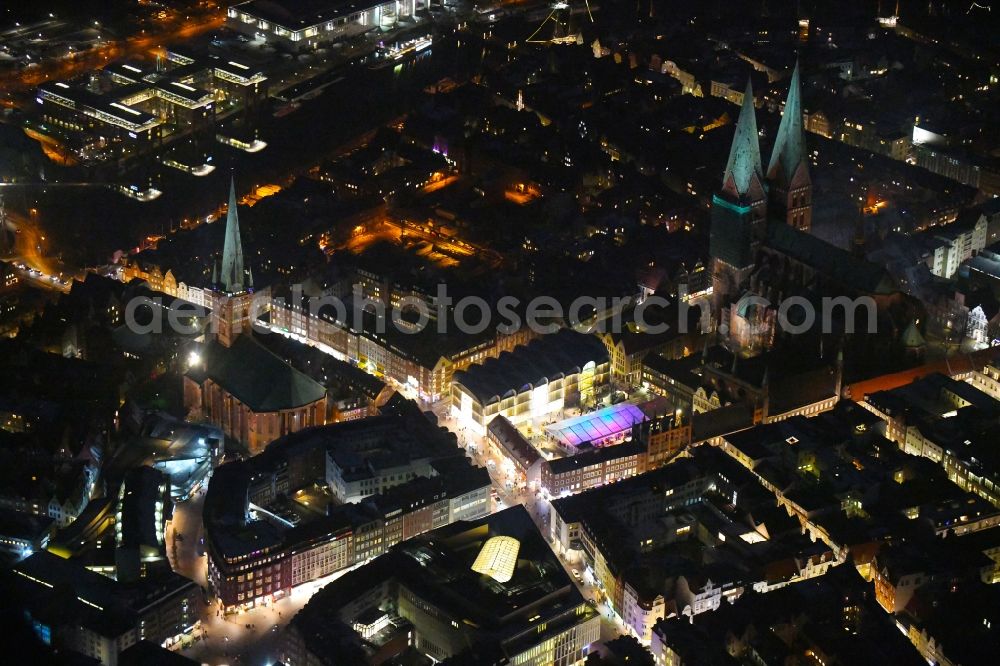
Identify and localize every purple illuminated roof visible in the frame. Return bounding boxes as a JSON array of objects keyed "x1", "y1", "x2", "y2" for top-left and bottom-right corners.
[{"x1": 546, "y1": 403, "x2": 647, "y2": 447}]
